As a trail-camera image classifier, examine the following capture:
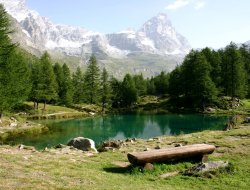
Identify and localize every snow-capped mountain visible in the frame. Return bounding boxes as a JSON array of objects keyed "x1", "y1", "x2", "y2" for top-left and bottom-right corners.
[
  {"x1": 0, "y1": 0, "x2": 191, "y2": 58},
  {"x1": 0, "y1": 0, "x2": 98, "y2": 56},
  {"x1": 245, "y1": 40, "x2": 250, "y2": 47},
  {"x1": 0, "y1": 0, "x2": 192, "y2": 77}
]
